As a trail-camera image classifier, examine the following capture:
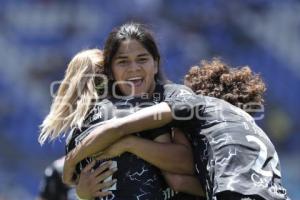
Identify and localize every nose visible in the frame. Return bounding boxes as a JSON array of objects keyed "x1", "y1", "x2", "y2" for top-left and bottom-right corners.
[{"x1": 128, "y1": 61, "x2": 141, "y2": 71}]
